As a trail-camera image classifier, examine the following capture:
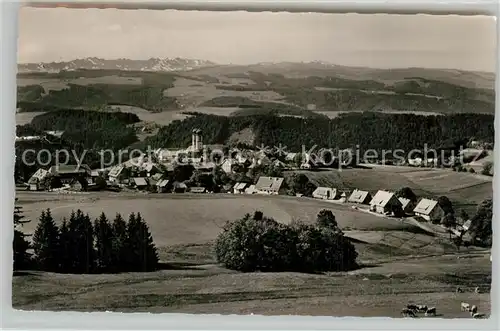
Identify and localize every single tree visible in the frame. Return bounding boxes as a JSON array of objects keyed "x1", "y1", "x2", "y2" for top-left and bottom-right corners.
[
  {"x1": 68, "y1": 210, "x2": 96, "y2": 273},
  {"x1": 395, "y1": 187, "x2": 417, "y2": 202},
  {"x1": 13, "y1": 199, "x2": 32, "y2": 270},
  {"x1": 441, "y1": 213, "x2": 456, "y2": 228},
  {"x1": 32, "y1": 209, "x2": 60, "y2": 271},
  {"x1": 94, "y1": 212, "x2": 114, "y2": 272},
  {"x1": 58, "y1": 218, "x2": 73, "y2": 273},
  {"x1": 111, "y1": 213, "x2": 128, "y2": 272},
  {"x1": 481, "y1": 162, "x2": 493, "y2": 176},
  {"x1": 316, "y1": 209, "x2": 339, "y2": 230},
  {"x1": 126, "y1": 213, "x2": 159, "y2": 272},
  {"x1": 437, "y1": 196, "x2": 454, "y2": 215}
]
